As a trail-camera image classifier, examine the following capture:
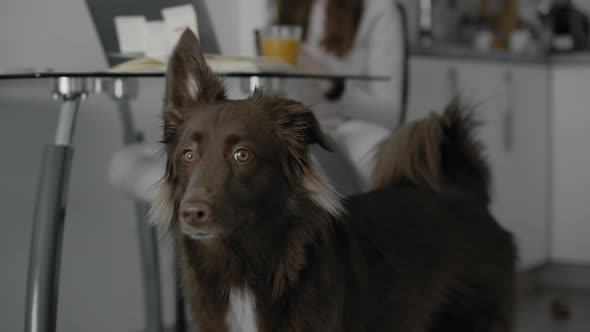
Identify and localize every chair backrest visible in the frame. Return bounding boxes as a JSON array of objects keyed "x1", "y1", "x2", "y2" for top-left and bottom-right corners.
[
  {"x1": 395, "y1": 2, "x2": 410, "y2": 128},
  {"x1": 85, "y1": 0, "x2": 221, "y2": 67}
]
